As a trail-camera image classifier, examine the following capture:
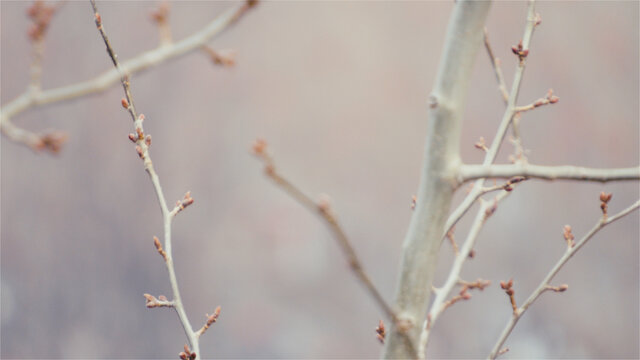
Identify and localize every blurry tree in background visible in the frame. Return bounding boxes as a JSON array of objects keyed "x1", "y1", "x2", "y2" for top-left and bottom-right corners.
[{"x1": 1, "y1": 1, "x2": 638, "y2": 359}]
